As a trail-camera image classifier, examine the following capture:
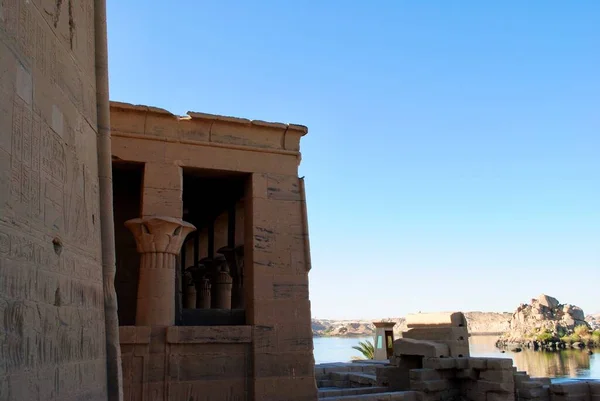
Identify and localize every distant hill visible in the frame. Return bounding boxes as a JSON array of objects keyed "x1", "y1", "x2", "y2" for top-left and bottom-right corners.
[
  {"x1": 312, "y1": 311, "x2": 512, "y2": 337},
  {"x1": 587, "y1": 313, "x2": 600, "y2": 330}
]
